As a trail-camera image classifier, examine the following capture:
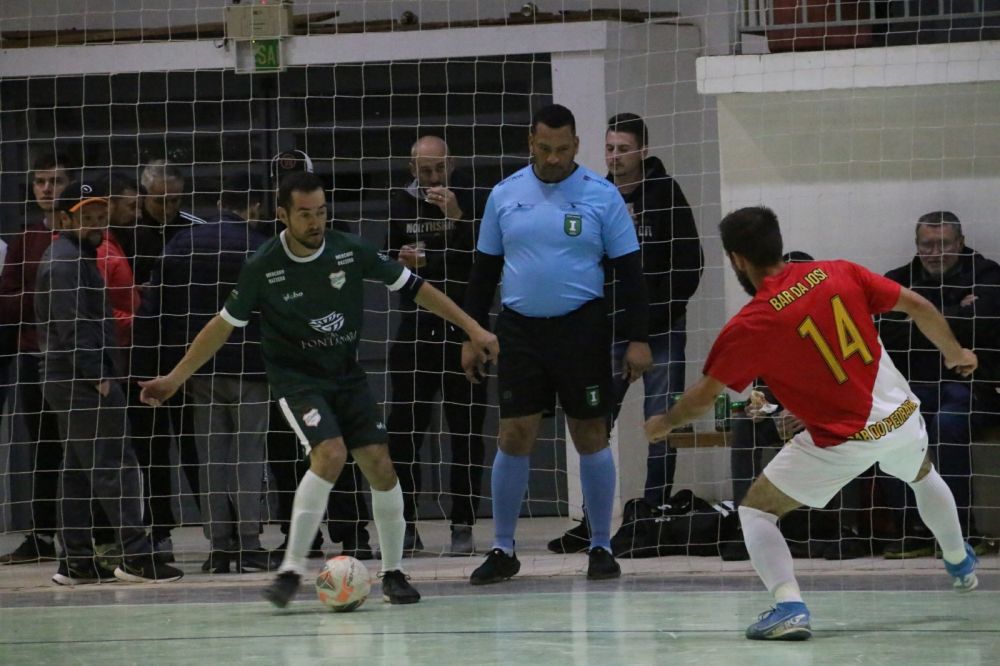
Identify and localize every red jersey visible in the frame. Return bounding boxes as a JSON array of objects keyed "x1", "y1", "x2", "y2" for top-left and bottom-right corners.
[
  {"x1": 96, "y1": 232, "x2": 140, "y2": 347},
  {"x1": 704, "y1": 260, "x2": 916, "y2": 447}
]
